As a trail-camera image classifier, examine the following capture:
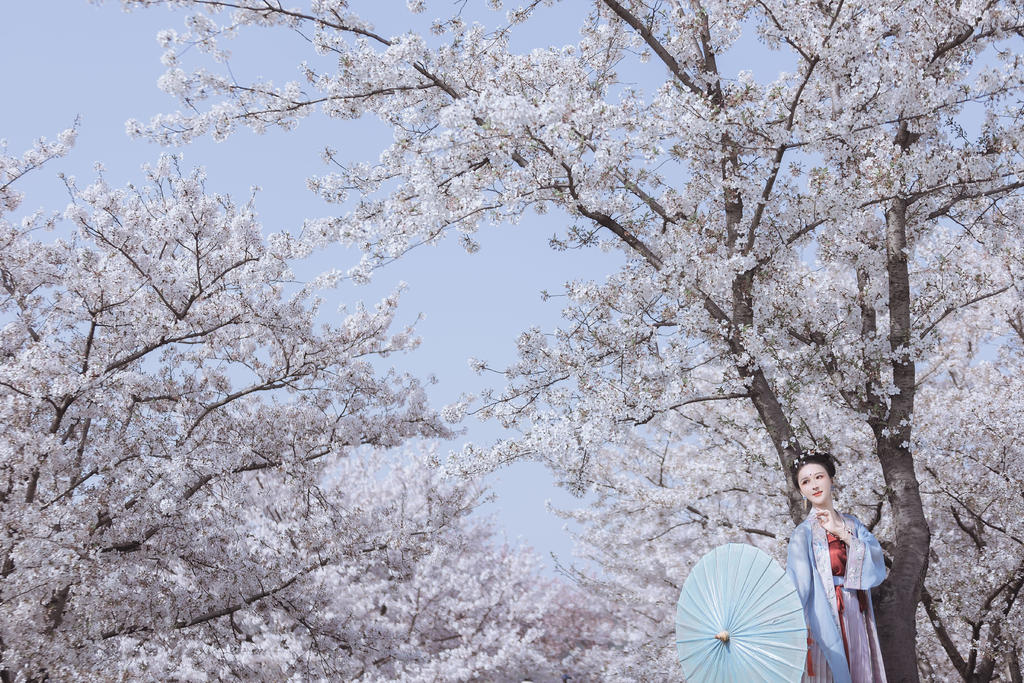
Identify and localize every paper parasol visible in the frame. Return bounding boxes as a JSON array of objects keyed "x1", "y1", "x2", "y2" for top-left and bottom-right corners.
[{"x1": 675, "y1": 543, "x2": 807, "y2": 682}]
